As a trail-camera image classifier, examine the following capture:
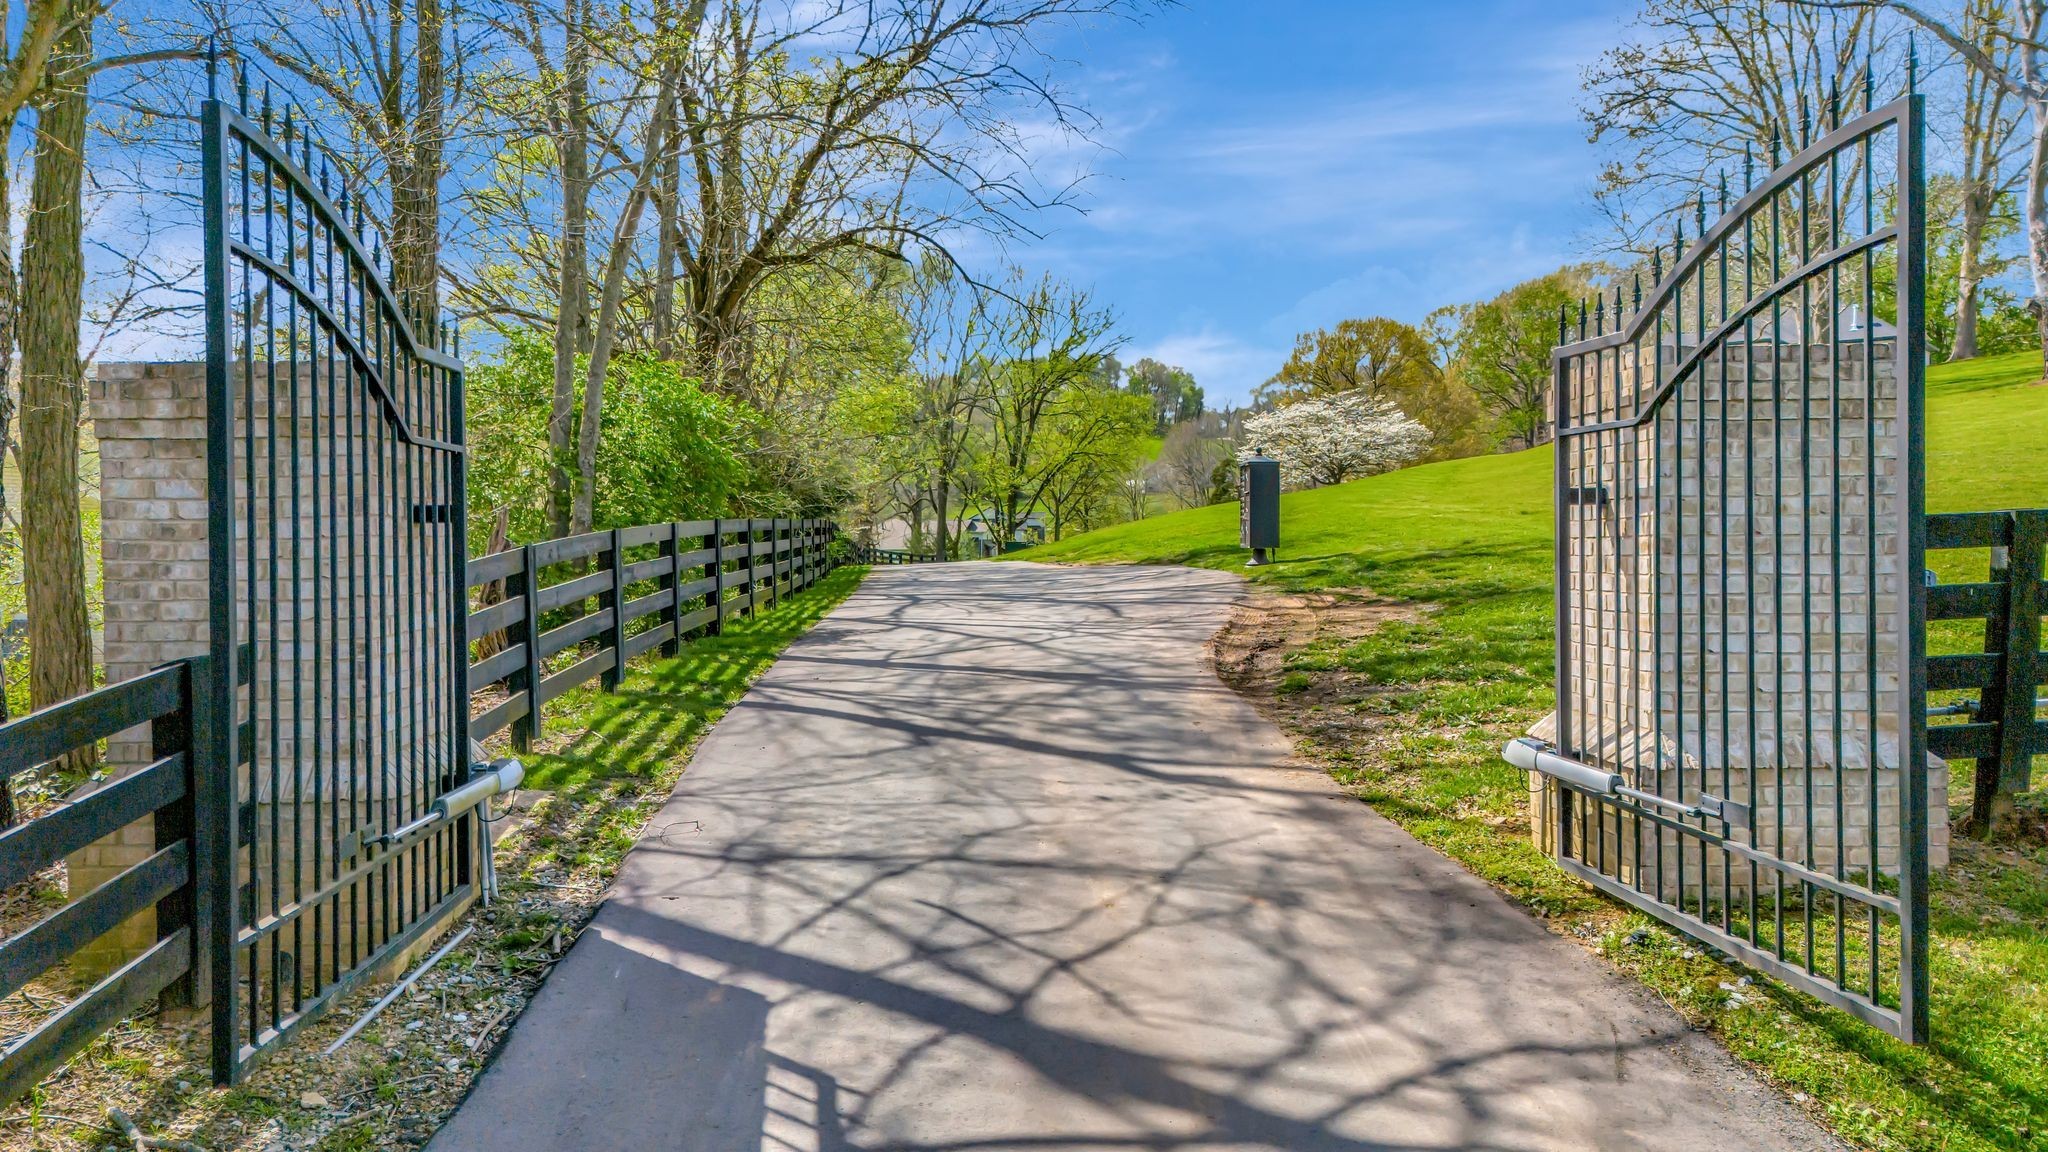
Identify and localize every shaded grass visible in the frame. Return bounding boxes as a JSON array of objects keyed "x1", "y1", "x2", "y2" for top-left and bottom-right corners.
[{"x1": 1016, "y1": 354, "x2": 2048, "y2": 1151}]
